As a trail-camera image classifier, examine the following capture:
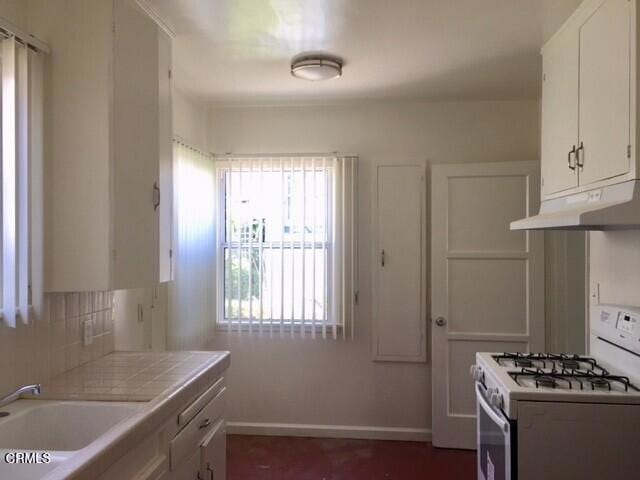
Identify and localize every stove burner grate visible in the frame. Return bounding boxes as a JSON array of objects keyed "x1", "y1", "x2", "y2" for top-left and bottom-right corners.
[
  {"x1": 534, "y1": 375, "x2": 556, "y2": 388},
  {"x1": 508, "y1": 368, "x2": 640, "y2": 392},
  {"x1": 587, "y1": 377, "x2": 611, "y2": 391},
  {"x1": 515, "y1": 358, "x2": 533, "y2": 368},
  {"x1": 560, "y1": 359, "x2": 580, "y2": 370},
  {"x1": 493, "y1": 352, "x2": 610, "y2": 375}
]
